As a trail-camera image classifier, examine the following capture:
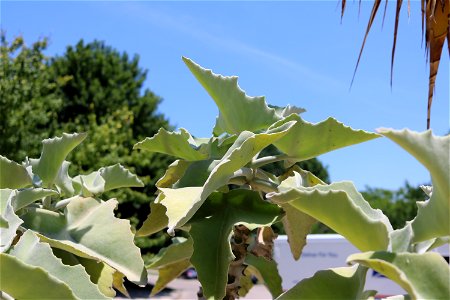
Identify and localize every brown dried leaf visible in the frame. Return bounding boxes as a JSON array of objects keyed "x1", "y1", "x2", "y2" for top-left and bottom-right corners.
[
  {"x1": 425, "y1": 0, "x2": 449, "y2": 128},
  {"x1": 250, "y1": 226, "x2": 277, "y2": 260}
]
